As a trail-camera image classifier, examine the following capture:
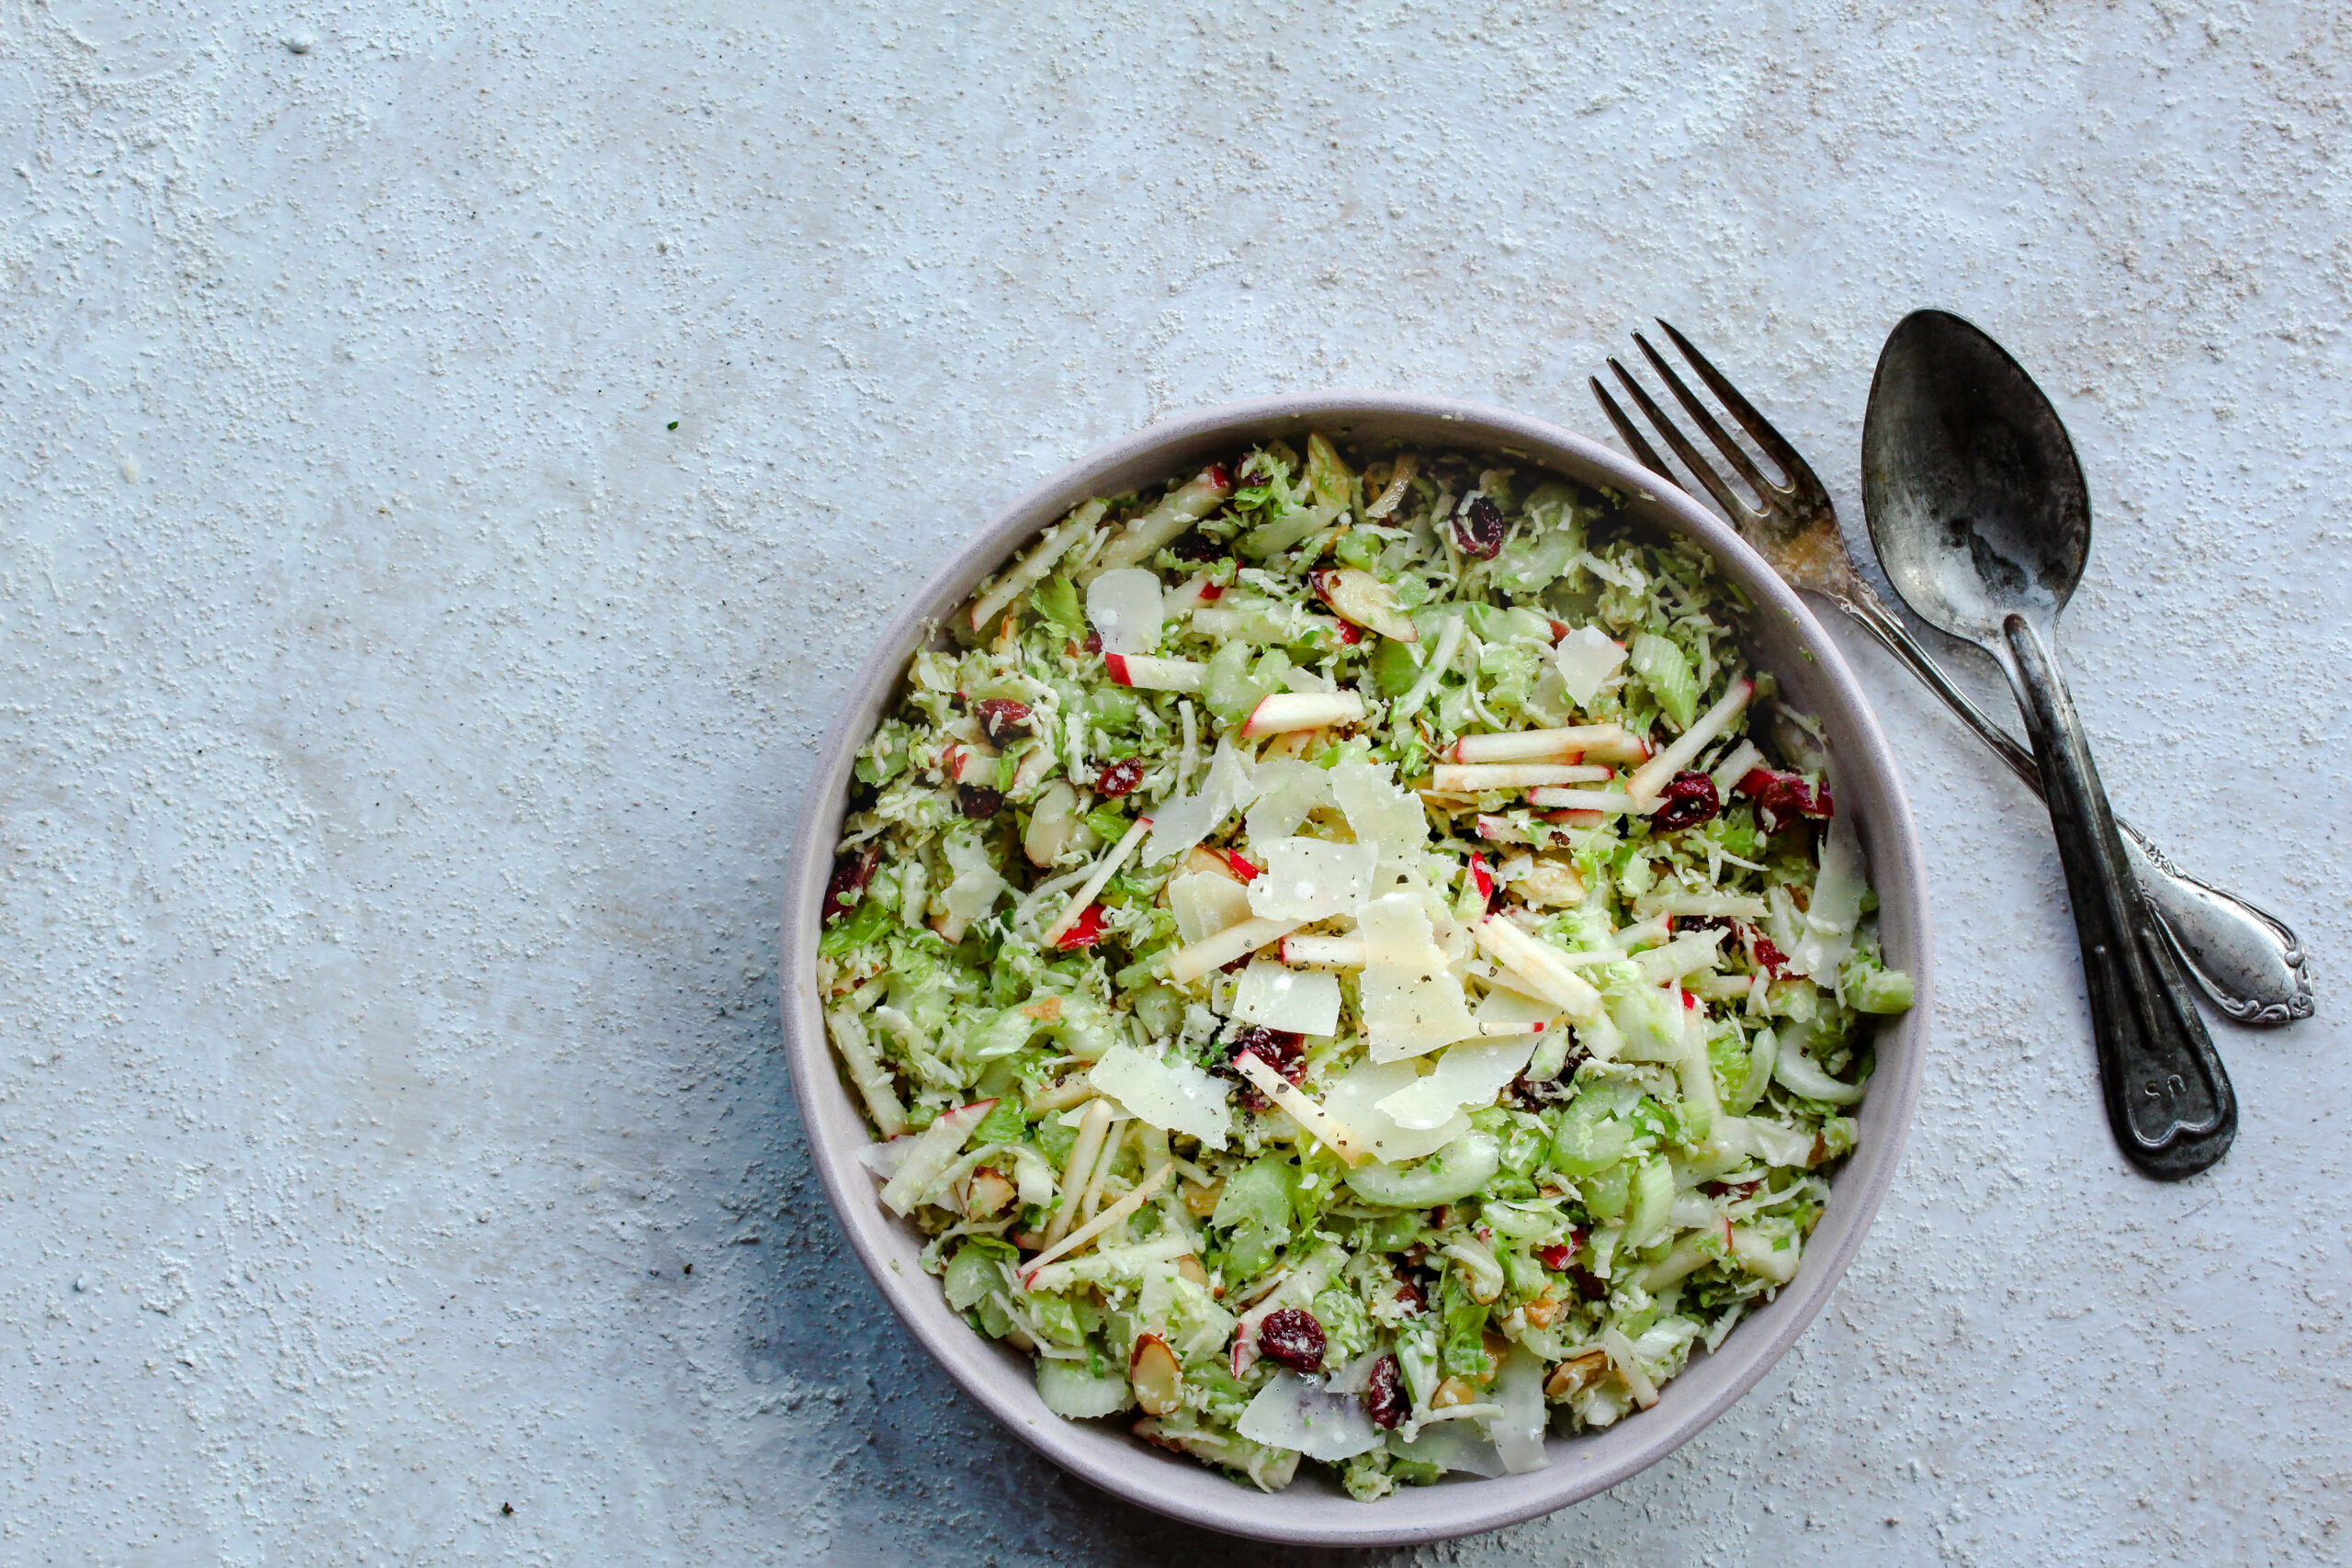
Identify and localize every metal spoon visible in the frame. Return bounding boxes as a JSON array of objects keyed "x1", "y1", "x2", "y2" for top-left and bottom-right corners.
[
  {"x1": 1861, "y1": 310, "x2": 2235, "y2": 1179},
  {"x1": 1592, "y1": 321, "x2": 2310, "y2": 1026}
]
